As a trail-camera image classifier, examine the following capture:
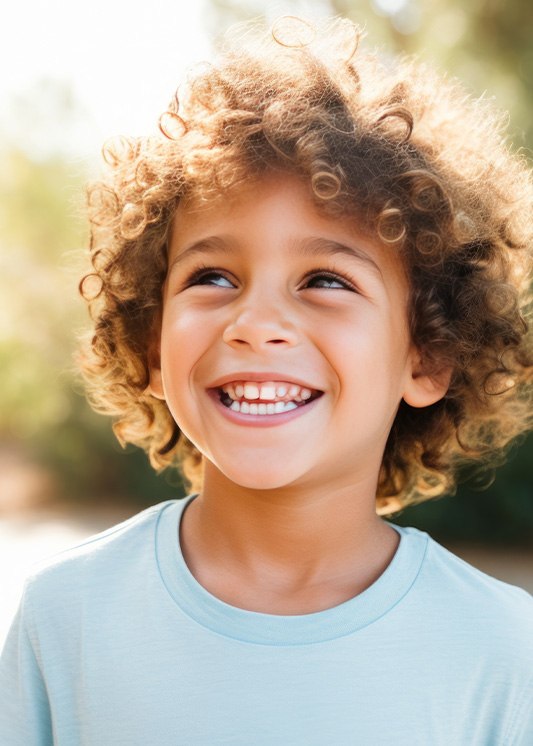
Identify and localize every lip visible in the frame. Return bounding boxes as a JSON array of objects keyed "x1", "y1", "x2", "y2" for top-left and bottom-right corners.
[
  {"x1": 207, "y1": 388, "x2": 323, "y2": 427},
  {"x1": 208, "y1": 371, "x2": 322, "y2": 390}
]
